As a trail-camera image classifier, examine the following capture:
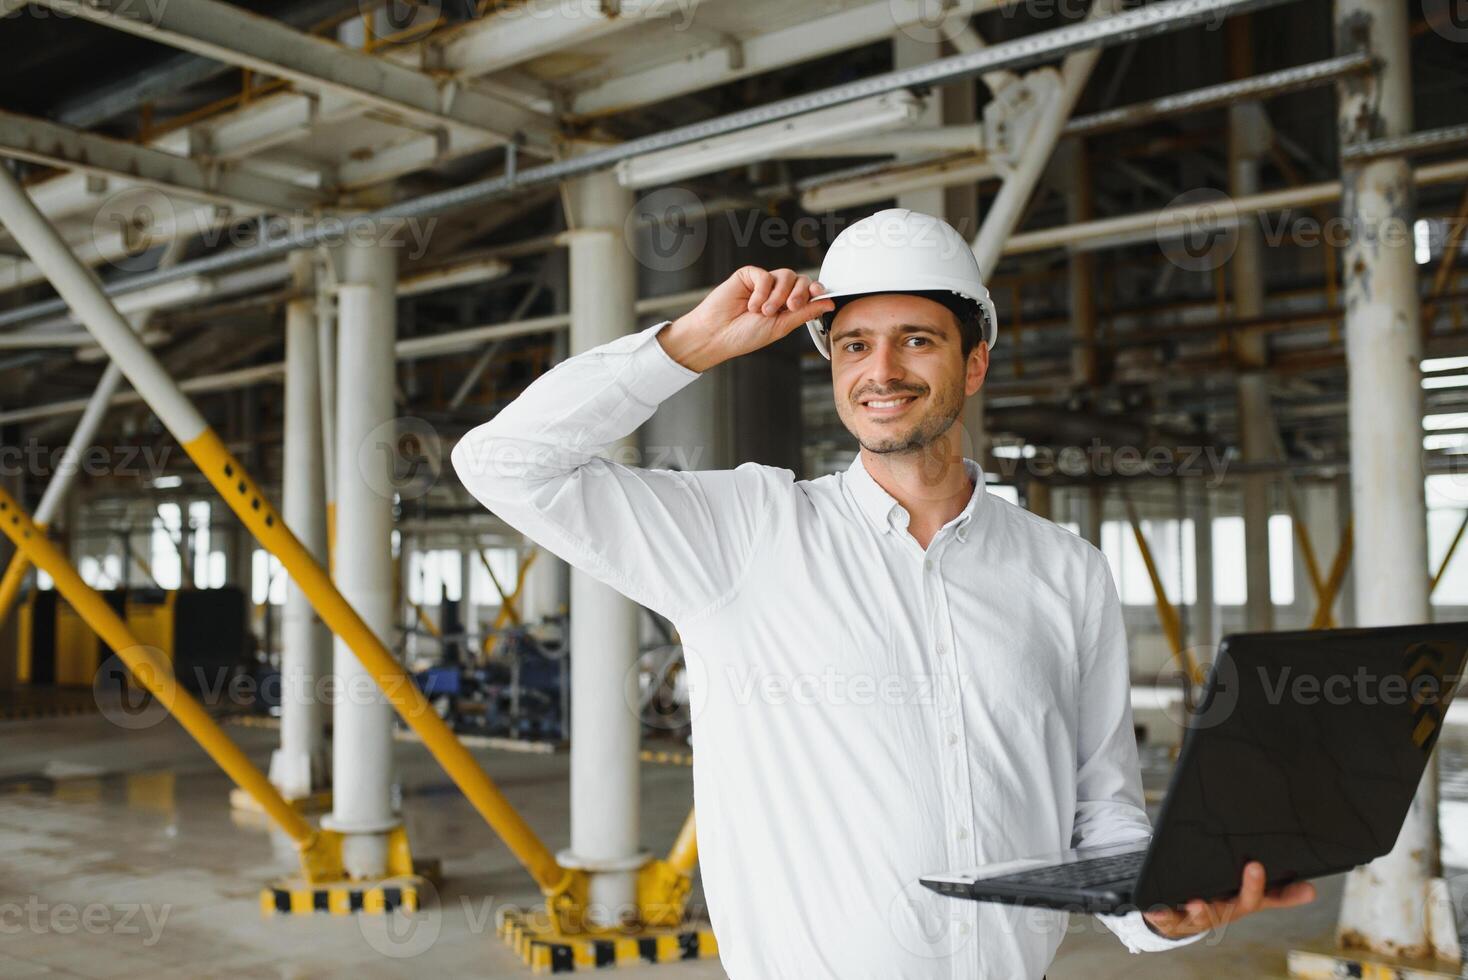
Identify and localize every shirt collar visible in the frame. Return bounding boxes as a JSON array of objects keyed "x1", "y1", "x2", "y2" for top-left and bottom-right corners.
[{"x1": 844, "y1": 454, "x2": 986, "y2": 542}]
